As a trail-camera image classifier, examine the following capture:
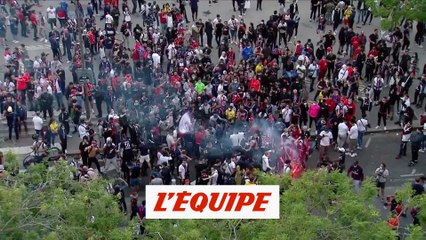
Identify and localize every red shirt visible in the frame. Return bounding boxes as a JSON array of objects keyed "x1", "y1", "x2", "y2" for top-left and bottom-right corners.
[
  {"x1": 88, "y1": 31, "x2": 95, "y2": 44},
  {"x1": 160, "y1": 12, "x2": 167, "y2": 23},
  {"x1": 29, "y1": 13, "x2": 37, "y2": 25},
  {"x1": 325, "y1": 98, "x2": 336, "y2": 113},
  {"x1": 295, "y1": 43, "x2": 302, "y2": 55},
  {"x1": 195, "y1": 130, "x2": 206, "y2": 145},
  {"x1": 249, "y1": 78, "x2": 260, "y2": 92},
  {"x1": 17, "y1": 74, "x2": 30, "y2": 91},
  {"x1": 368, "y1": 49, "x2": 379, "y2": 58},
  {"x1": 319, "y1": 59, "x2": 328, "y2": 71},
  {"x1": 170, "y1": 75, "x2": 181, "y2": 88}
]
